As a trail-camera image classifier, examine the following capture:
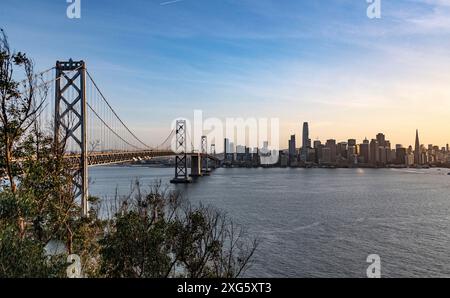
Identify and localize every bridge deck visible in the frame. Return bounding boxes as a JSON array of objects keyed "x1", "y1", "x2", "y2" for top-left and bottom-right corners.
[{"x1": 63, "y1": 150, "x2": 219, "y2": 167}]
